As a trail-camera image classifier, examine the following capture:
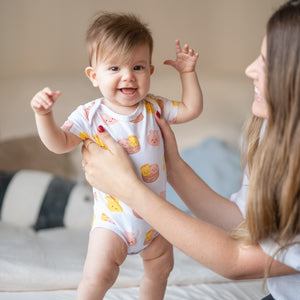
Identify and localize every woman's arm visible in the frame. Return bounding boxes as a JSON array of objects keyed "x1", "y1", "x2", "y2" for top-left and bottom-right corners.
[
  {"x1": 81, "y1": 123, "x2": 297, "y2": 279},
  {"x1": 122, "y1": 181, "x2": 296, "y2": 280},
  {"x1": 156, "y1": 114, "x2": 243, "y2": 231}
]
